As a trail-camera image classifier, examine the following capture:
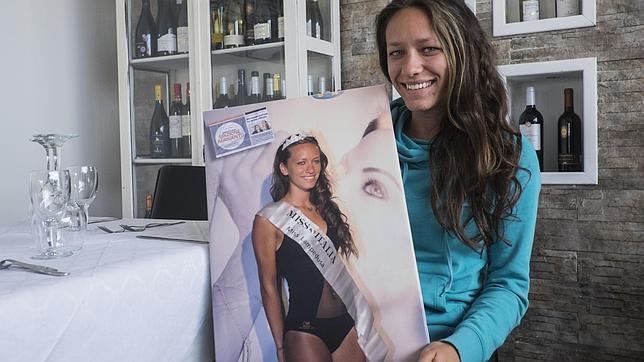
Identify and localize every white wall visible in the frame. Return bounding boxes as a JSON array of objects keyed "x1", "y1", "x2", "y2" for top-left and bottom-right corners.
[{"x1": 0, "y1": 0, "x2": 121, "y2": 225}]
